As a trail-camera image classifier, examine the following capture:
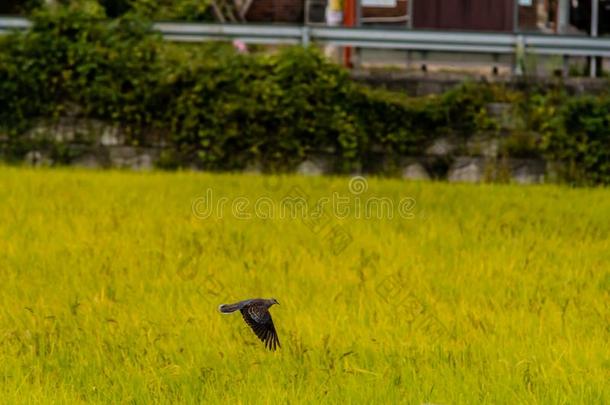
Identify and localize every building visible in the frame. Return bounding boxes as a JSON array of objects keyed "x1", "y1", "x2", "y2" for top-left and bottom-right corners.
[{"x1": 246, "y1": 0, "x2": 609, "y2": 36}]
